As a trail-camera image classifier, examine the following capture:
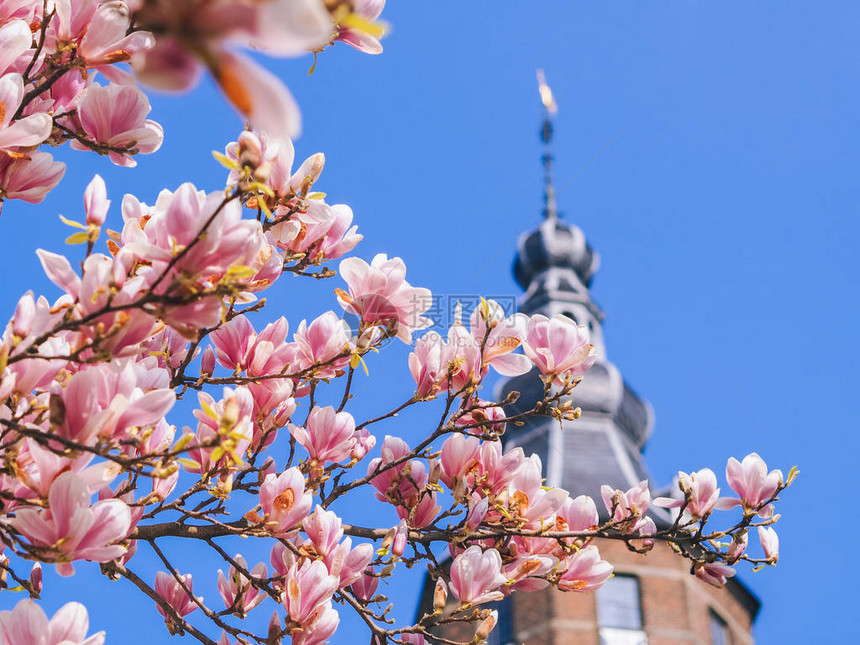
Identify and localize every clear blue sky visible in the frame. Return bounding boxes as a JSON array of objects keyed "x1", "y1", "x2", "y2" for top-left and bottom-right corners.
[{"x1": 1, "y1": 2, "x2": 857, "y2": 643}]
